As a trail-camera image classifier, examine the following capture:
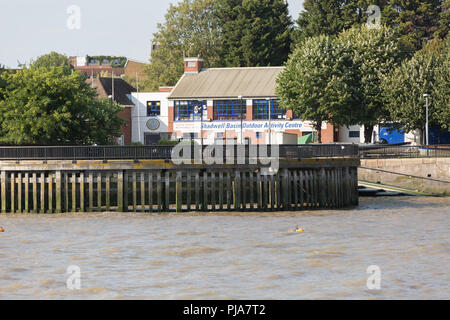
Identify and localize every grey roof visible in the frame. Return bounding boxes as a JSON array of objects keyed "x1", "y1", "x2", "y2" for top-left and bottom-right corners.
[{"x1": 168, "y1": 67, "x2": 284, "y2": 100}]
